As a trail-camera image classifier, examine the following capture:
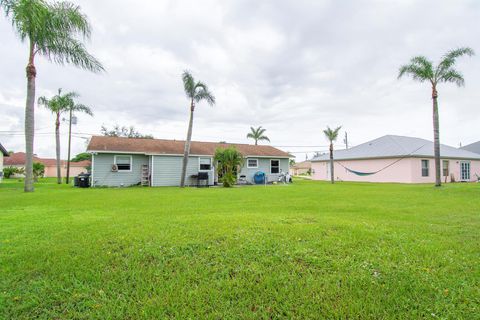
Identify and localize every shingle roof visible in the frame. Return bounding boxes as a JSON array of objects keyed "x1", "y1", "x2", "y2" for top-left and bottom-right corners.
[
  {"x1": 461, "y1": 141, "x2": 480, "y2": 155},
  {"x1": 4, "y1": 152, "x2": 90, "y2": 167},
  {"x1": 87, "y1": 136, "x2": 291, "y2": 158},
  {"x1": 312, "y1": 135, "x2": 480, "y2": 161},
  {"x1": 0, "y1": 143, "x2": 7, "y2": 157}
]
